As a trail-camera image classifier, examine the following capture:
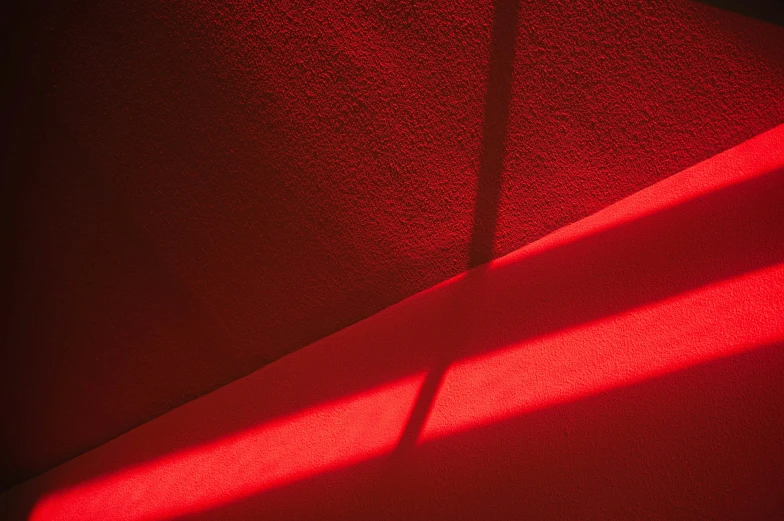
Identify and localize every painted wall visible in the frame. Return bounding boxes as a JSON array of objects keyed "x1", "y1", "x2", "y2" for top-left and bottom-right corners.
[
  {"x1": 3, "y1": 0, "x2": 784, "y2": 491},
  {"x1": 2, "y1": 125, "x2": 783, "y2": 520}
]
